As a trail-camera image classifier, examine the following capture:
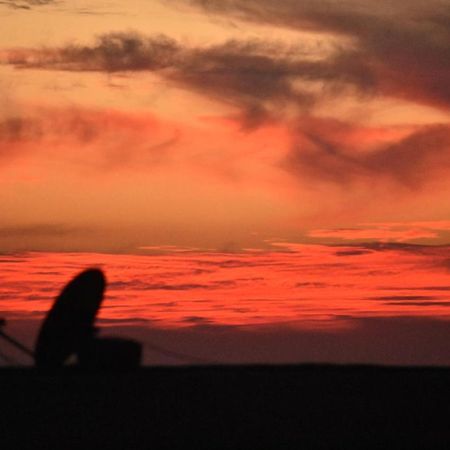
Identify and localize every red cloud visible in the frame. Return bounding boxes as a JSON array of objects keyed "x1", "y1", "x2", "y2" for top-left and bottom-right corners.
[
  {"x1": 285, "y1": 117, "x2": 450, "y2": 188},
  {"x1": 0, "y1": 105, "x2": 180, "y2": 169},
  {"x1": 309, "y1": 228, "x2": 438, "y2": 242}
]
